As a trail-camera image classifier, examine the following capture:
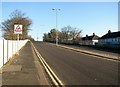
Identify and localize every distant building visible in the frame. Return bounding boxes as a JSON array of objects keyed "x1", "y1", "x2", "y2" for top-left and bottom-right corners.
[
  {"x1": 79, "y1": 33, "x2": 99, "y2": 45},
  {"x1": 98, "y1": 30, "x2": 120, "y2": 47}
]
